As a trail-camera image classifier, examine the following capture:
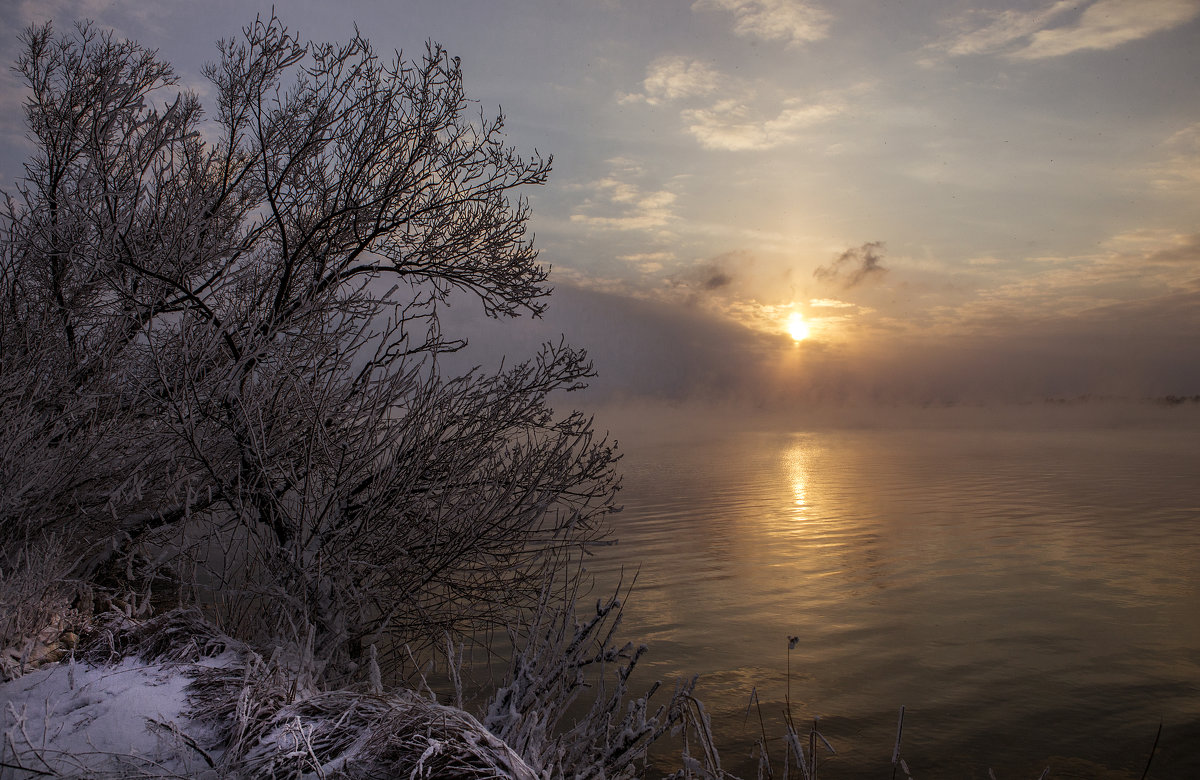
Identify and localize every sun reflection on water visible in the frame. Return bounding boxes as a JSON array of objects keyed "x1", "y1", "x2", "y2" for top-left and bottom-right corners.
[
  {"x1": 788, "y1": 448, "x2": 807, "y2": 516},
  {"x1": 591, "y1": 426, "x2": 1200, "y2": 778}
]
